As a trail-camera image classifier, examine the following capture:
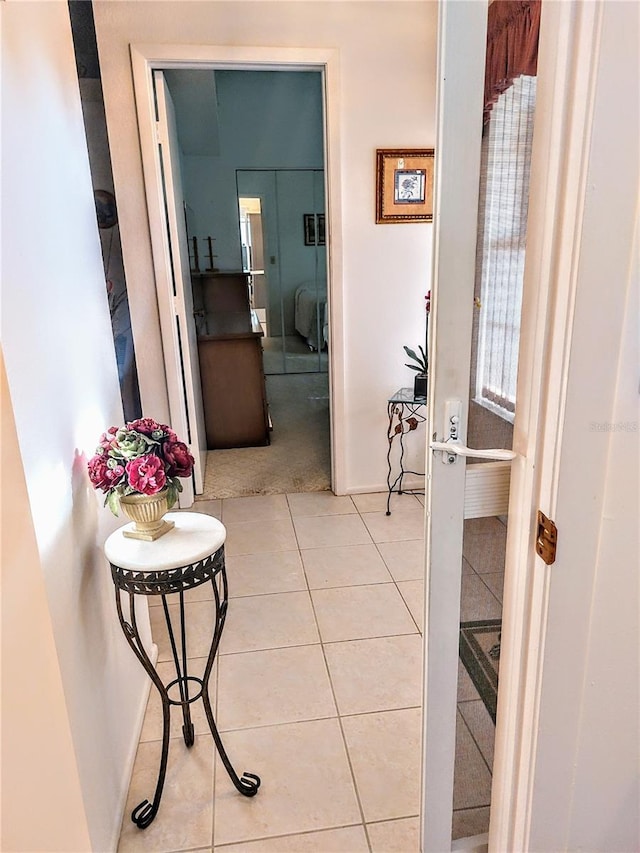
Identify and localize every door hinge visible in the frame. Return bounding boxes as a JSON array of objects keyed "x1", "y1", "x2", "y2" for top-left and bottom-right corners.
[{"x1": 536, "y1": 510, "x2": 557, "y2": 565}]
